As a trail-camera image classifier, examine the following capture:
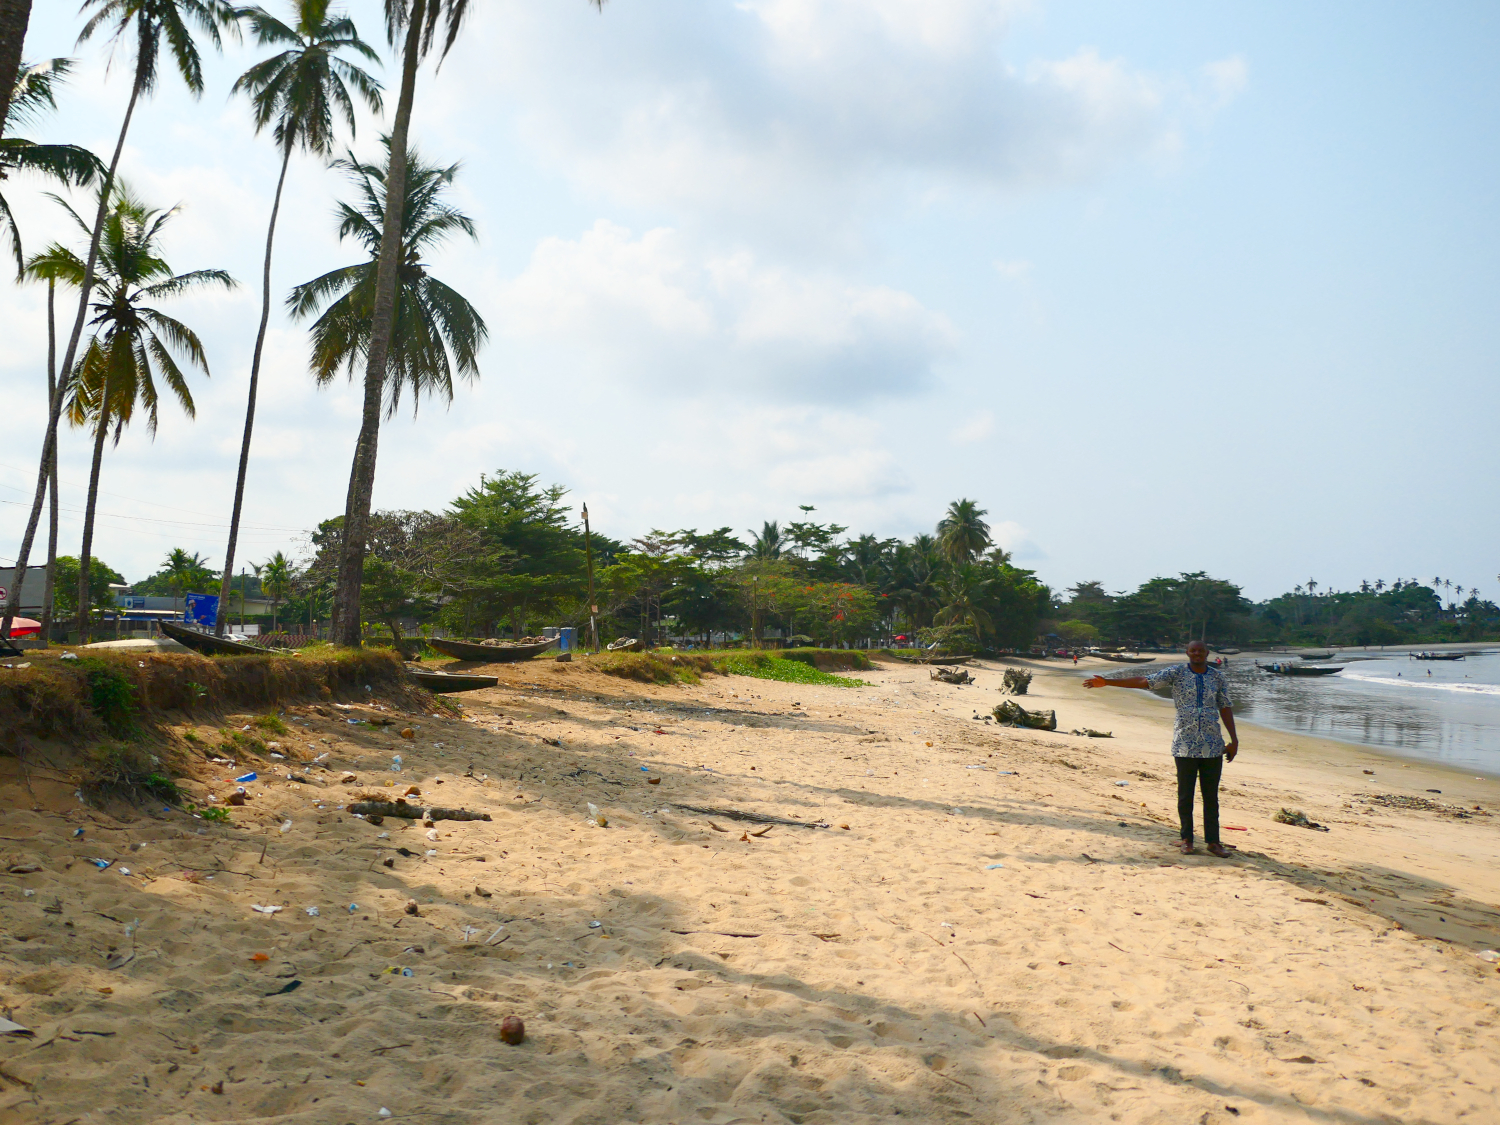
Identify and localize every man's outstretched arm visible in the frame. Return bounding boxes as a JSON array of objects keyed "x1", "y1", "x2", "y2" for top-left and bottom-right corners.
[{"x1": 1083, "y1": 675, "x2": 1150, "y2": 690}]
